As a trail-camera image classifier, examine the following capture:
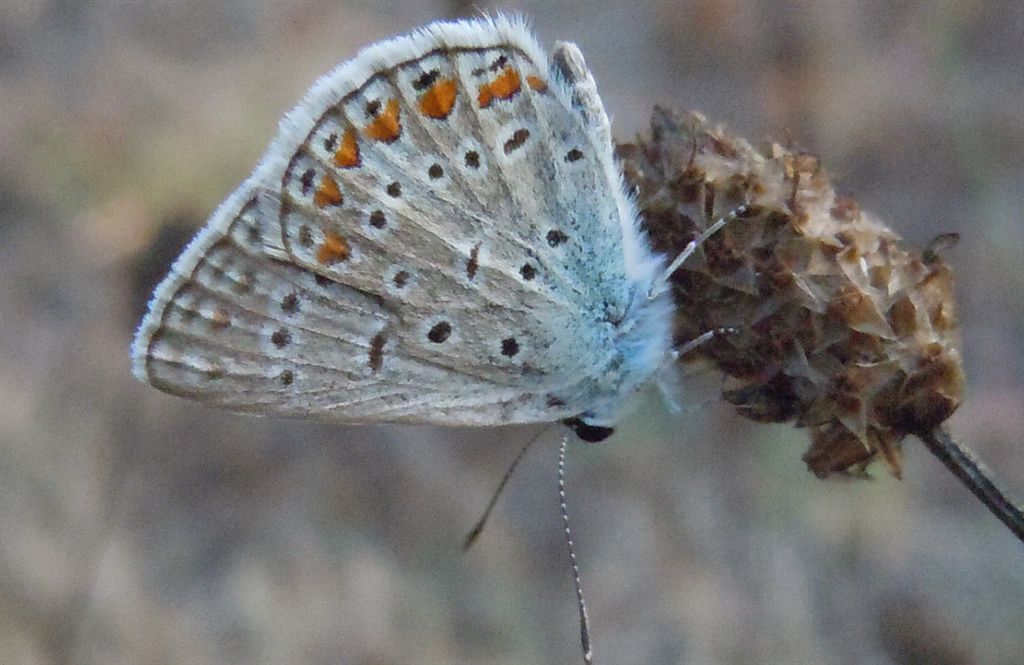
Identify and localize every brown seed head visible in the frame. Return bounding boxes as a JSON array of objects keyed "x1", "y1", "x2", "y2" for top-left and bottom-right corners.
[{"x1": 618, "y1": 107, "x2": 964, "y2": 477}]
